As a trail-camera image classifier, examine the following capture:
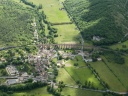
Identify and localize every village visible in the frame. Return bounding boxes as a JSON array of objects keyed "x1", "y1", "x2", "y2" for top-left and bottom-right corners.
[{"x1": 0, "y1": 44, "x2": 102, "y2": 86}]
